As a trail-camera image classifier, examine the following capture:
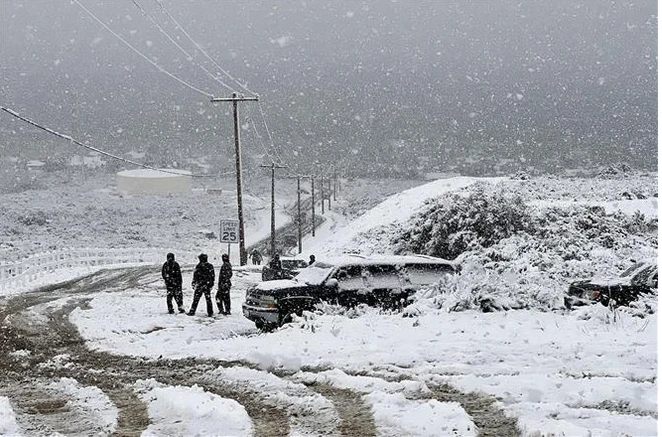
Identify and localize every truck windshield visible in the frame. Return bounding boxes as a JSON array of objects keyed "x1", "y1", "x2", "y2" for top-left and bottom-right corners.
[{"x1": 293, "y1": 262, "x2": 334, "y2": 285}]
